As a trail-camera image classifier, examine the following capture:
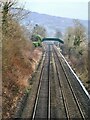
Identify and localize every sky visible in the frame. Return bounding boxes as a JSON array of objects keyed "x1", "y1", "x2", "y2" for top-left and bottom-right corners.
[{"x1": 17, "y1": 0, "x2": 89, "y2": 20}]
